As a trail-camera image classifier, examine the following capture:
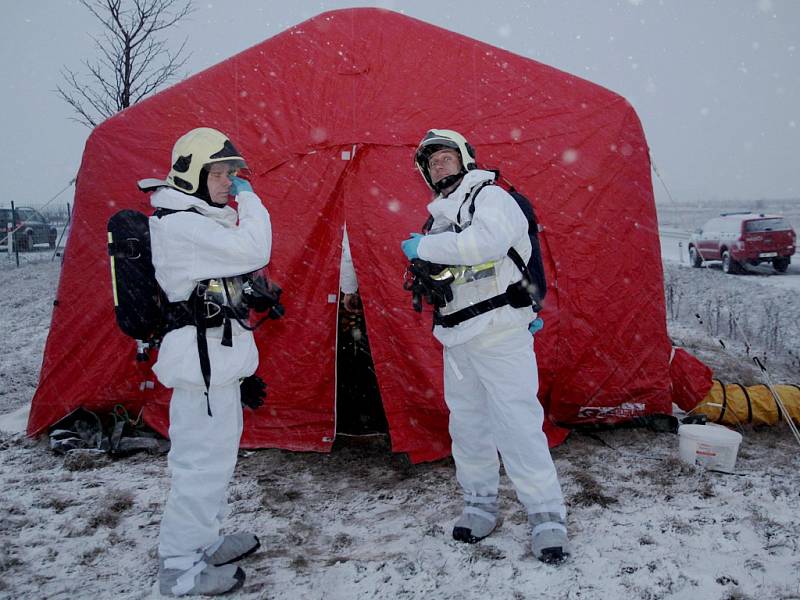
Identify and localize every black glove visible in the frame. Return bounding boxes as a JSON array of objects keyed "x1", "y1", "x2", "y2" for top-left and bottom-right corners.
[
  {"x1": 240, "y1": 375, "x2": 267, "y2": 410},
  {"x1": 403, "y1": 259, "x2": 454, "y2": 312}
]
